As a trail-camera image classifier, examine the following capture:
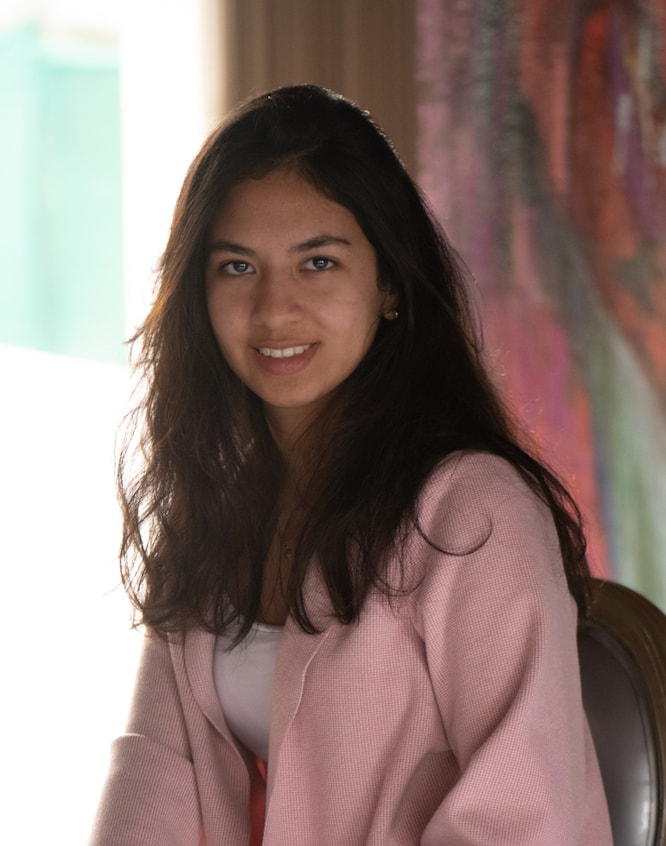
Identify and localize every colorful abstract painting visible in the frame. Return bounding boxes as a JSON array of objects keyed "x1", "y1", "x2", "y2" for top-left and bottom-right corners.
[{"x1": 417, "y1": 0, "x2": 666, "y2": 607}]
